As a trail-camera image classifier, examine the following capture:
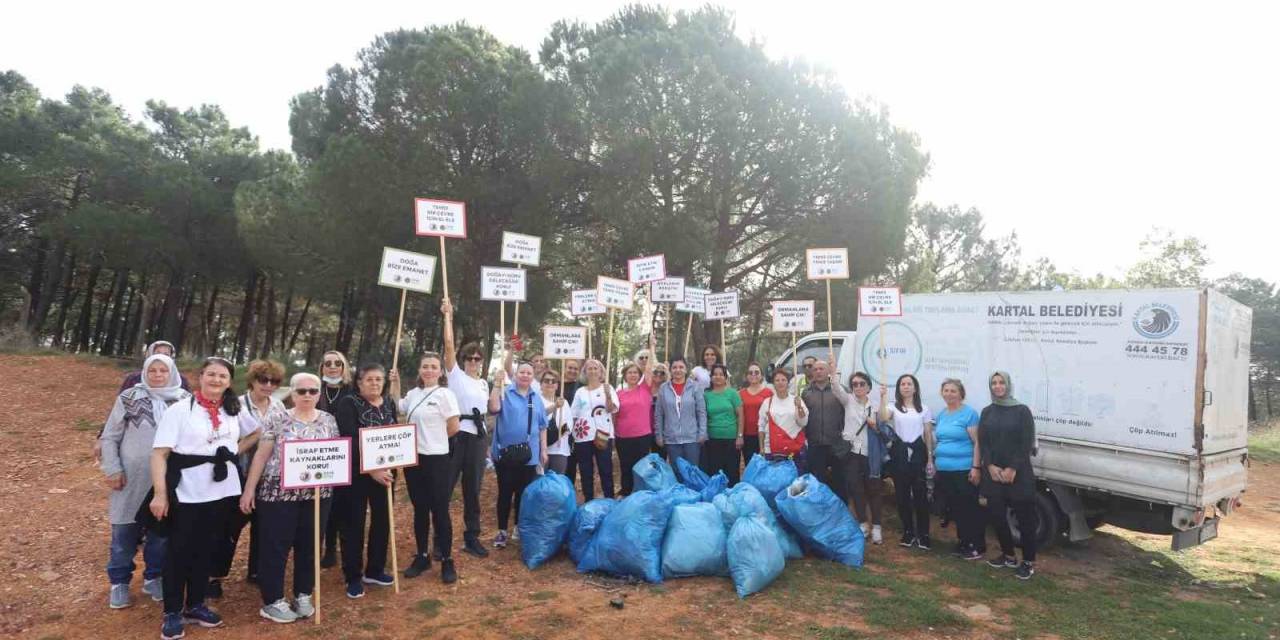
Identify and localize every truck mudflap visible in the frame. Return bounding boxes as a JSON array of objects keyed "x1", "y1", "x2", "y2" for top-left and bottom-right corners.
[{"x1": 1171, "y1": 518, "x2": 1219, "y2": 551}]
